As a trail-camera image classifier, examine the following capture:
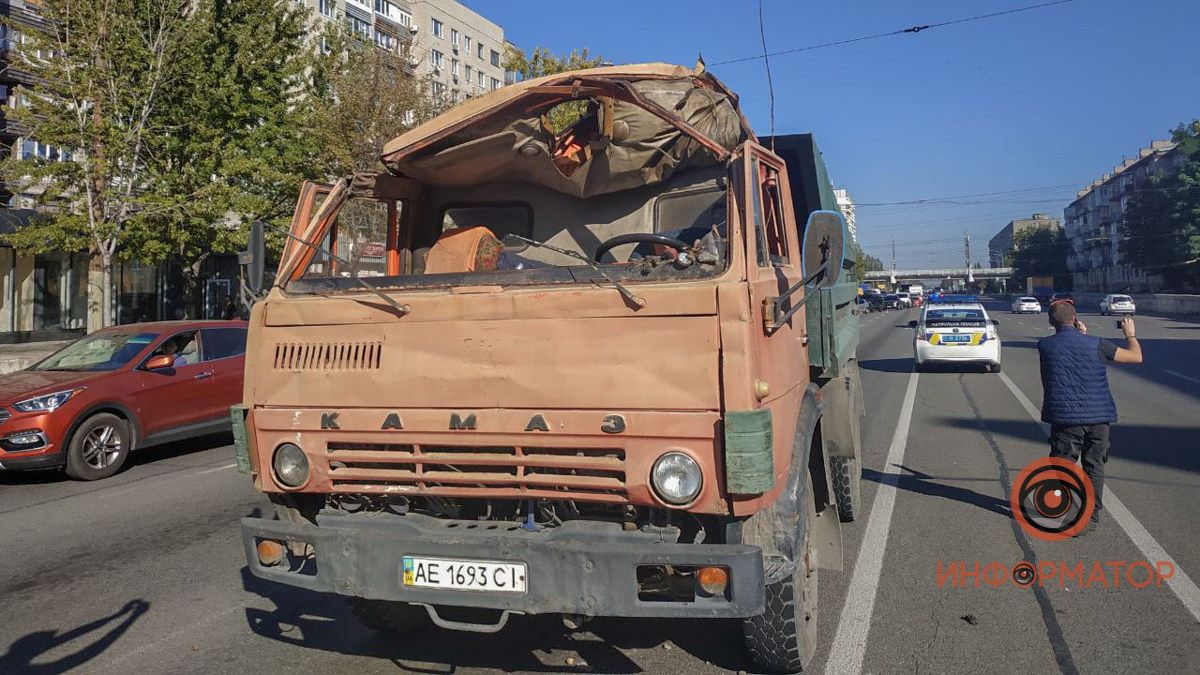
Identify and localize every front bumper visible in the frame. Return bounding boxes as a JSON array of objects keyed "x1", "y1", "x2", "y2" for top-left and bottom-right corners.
[
  {"x1": 0, "y1": 413, "x2": 63, "y2": 470},
  {"x1": 243, "y1": 512, "x2": 765, "y2": 619},
  {"x1": 1108, "y1": 306, "x2": 1136, "y2": 314}
]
